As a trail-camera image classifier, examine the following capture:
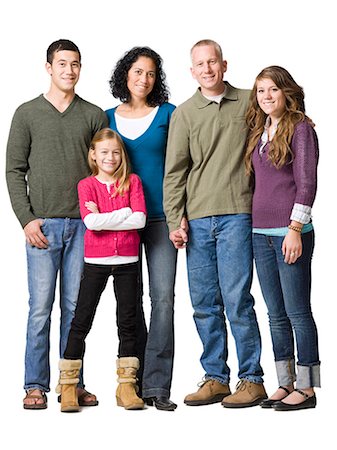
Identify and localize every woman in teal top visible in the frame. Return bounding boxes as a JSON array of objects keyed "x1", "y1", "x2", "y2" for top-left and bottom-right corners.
[{"x1": 106, "y1": 47, "x2": 177, "y2": 411}]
